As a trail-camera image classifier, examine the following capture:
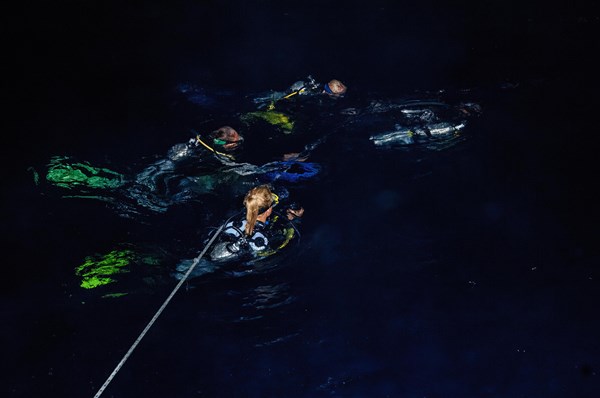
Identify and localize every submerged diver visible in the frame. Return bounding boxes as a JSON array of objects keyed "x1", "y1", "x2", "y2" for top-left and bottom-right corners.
[
  {"x1": 43, "y1": 126, "x2": 248, "y2": 215},
  {"x1": 139, "y1": 125, "x2": 243, "y2": 179},
  {"x1": 209, "y1": 184, "x2": 304, "y2": 261},
  {"x1": 172, "y1": 184, "x2": 304, "y2": 280},
  {"x1": 44, "y1": 122, "x2": 320, "y2": 218},
  {"x1": 241, "y1": 76, "x2": 350, "y2": 164},
  {"x1": 132, "y1": 125, "x2": 247, "y2": 204},
  {"x1": 365, "y1": 99, "x2": 482, "y2": 147},
  {"x1": 285, "y1": 76, "x2": 347, "y2": 99},
  {"x1": 251, "y1": 75, "x2": 348, "y2": 111}
]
